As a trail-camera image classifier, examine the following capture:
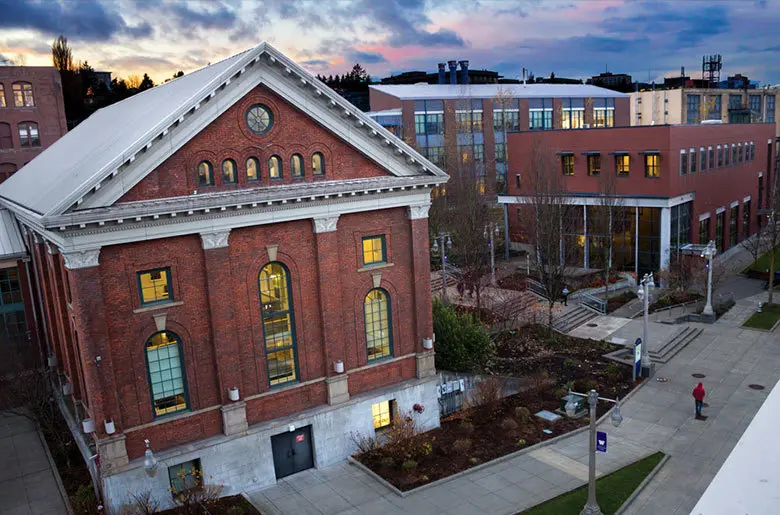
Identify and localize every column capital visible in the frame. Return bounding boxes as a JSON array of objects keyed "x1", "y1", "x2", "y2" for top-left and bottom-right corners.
[
  {"x1": 200, "y1": 230, "x2": 231, "y2": 250},
  {"x1": 44, "y1": 241, "x2": 59, "y2": 255},
  {"x1": 62, "y1": 248, "x2": 101, "y2": 270},
  {"x1": 408, "y1": 203, "x2": 431, "y2": 220},
  {"x1": 312, "y1": 215, "x2": 339, "y2": 234}
]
